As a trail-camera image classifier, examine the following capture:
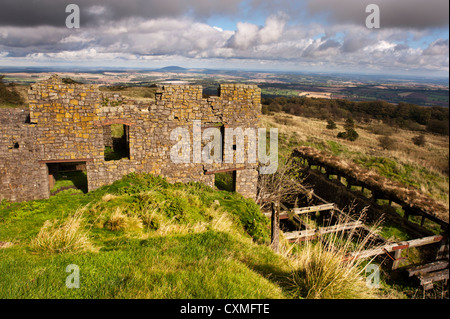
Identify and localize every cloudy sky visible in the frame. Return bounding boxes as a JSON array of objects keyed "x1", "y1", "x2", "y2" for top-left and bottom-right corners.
[{"x1": 0, "y1": 0, "x2": 448, "y2": 77}]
